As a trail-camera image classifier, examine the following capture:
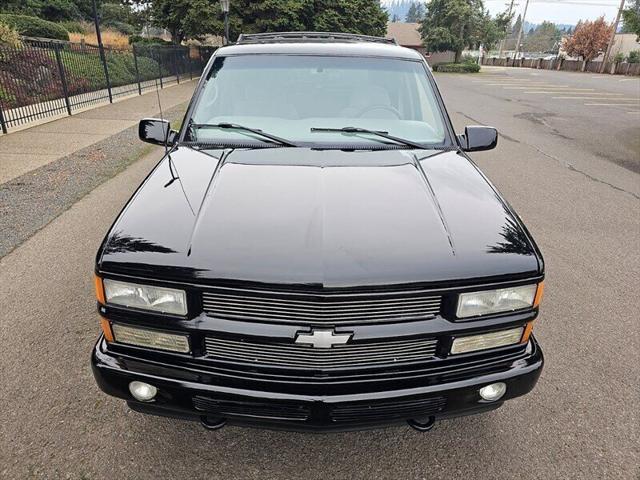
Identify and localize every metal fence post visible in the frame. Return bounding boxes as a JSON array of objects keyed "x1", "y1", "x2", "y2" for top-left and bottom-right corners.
[
  {"x1": 156, "y1": 48, "x2": 164, "y2": 89},
  {"x1": 175, "y1": 50, "x2": 180, "y2": 84},
  {"x1": 98, "y1": 44, "x2": 113, "y2": 103},
  {"x1": 132, "y1": 44, "x2": 142, "y2": 95},
  {"x1": 0, "y1": 104, "x2": 7, "y2": 134},
  {"x1": 53, "y1": 43, "x2": 72, "y2": 116}
]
